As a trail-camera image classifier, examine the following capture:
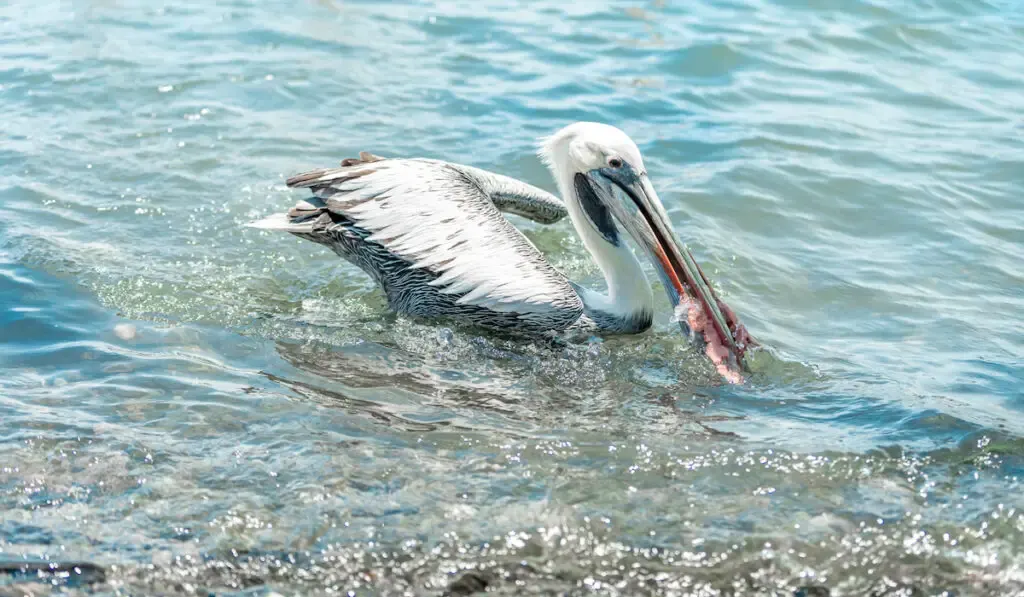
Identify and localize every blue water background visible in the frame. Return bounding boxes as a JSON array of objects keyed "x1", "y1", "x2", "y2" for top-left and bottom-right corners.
[{"x1": 1, "y1": 0, "x2": 1022, "y2": 593}]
